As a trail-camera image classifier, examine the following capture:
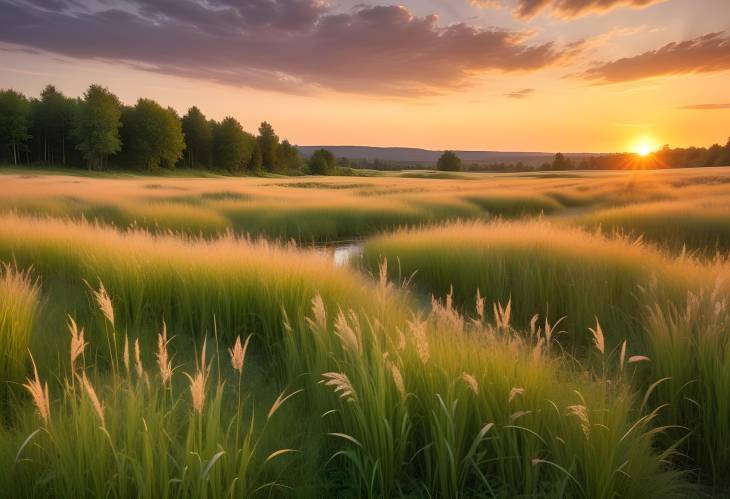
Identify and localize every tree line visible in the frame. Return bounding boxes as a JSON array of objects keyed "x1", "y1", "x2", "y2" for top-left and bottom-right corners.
[{"x1": 0, "y1": 84, "x2": 339, "y2": 175}]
